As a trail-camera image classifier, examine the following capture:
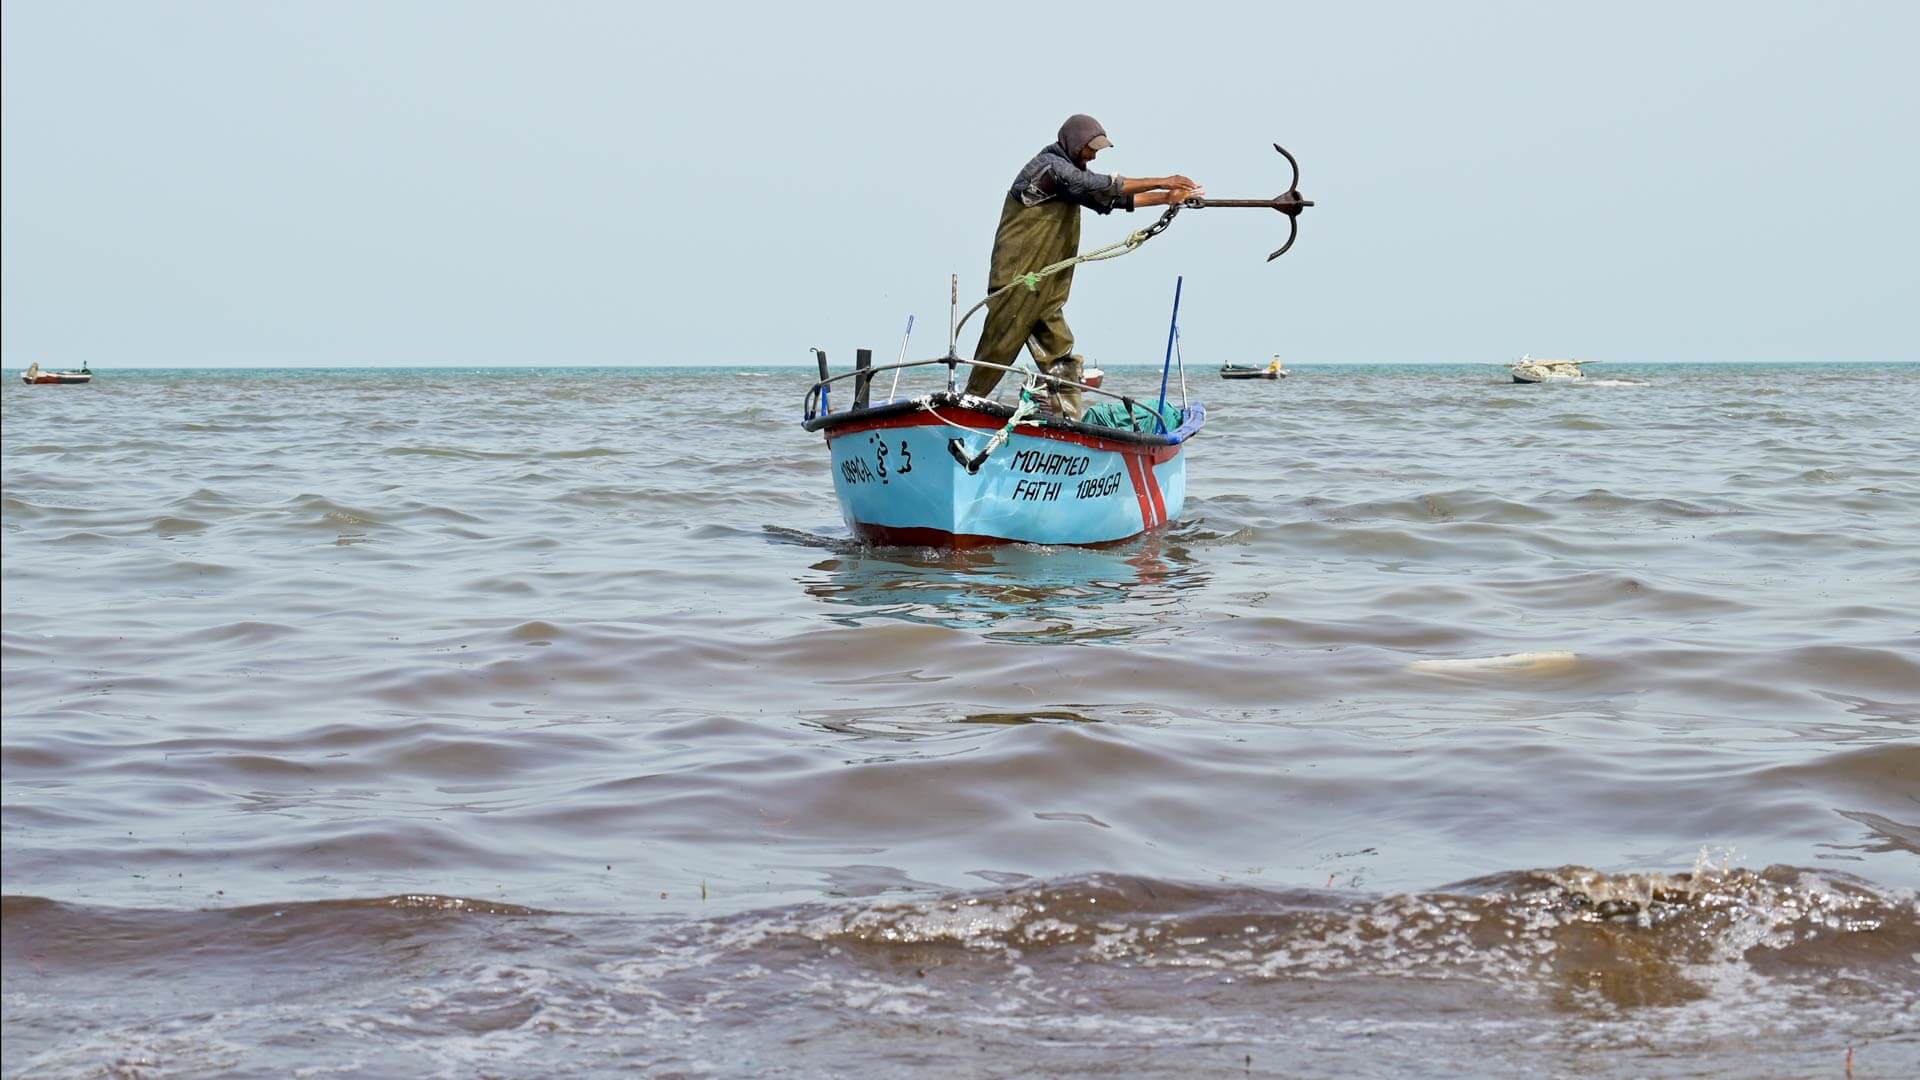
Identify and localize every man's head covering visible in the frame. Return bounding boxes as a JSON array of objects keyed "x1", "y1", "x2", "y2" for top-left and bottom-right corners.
[{"x1": 1058, "y1": 114, "x2": 1112, "y2": 159}]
